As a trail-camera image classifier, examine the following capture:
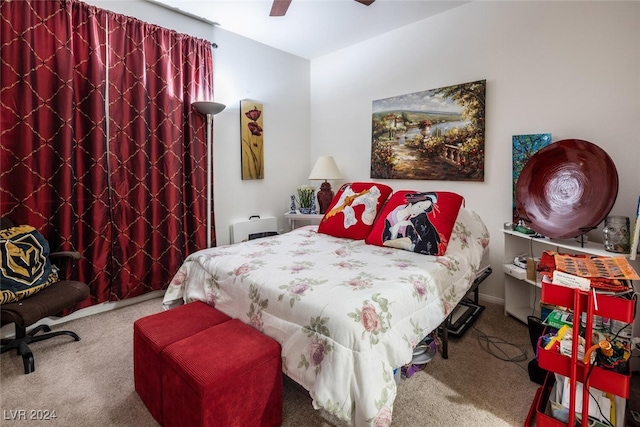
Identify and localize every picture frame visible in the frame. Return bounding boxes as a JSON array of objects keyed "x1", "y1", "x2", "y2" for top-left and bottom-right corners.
[
  {"x1": 370, "y1": 80, "x2": 486, "y2": 181},
  {"x1": 240, "y1": 100, "x2": 264, "y2": 180},
  {"x1": 512, "y1": 133, "x2": 552, "y2": 223}
]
